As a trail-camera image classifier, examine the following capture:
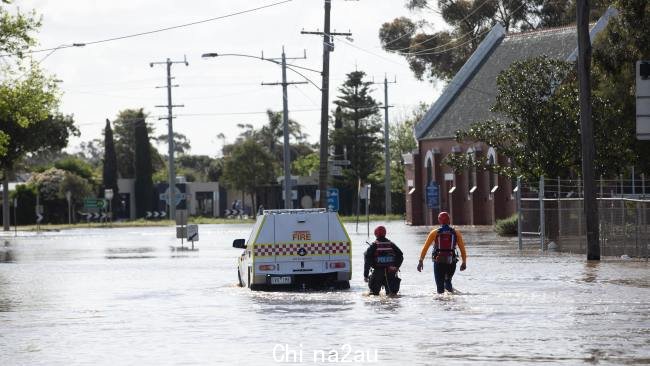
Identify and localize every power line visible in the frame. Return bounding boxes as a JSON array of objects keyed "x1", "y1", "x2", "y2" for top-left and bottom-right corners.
[
  {"x1": 0, "y1": 0, "x2": 294, "y2": 57},
  {"x1": 336, "y1": 37, "x2": 405, "y2": 66},
  {"x1": 404, "y1": 29, "x2": 490, "y2": 56},
  {"x1": 388, "y1": 0, "x2": 529, "y2": 57},
  {"x1": 74, "y1": 109, "x2": 323, "y2": 126},
  {"x1": 385, "y1": 0, "x2": 494, "y2": 53},
  {"x1": 335, "y1": 36, "x2": 495, "y2": 98},
  {"x1": 168, "y1": 109, "x2": 322, "y2": 117}
]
